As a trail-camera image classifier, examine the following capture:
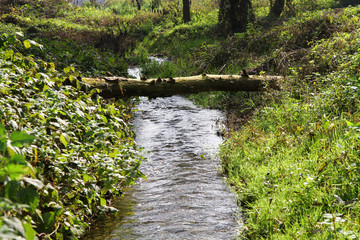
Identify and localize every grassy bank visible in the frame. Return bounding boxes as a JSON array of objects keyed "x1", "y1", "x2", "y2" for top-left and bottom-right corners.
[{"x1": 216, "y1": 5, "x2": 360, "y2": 239}]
